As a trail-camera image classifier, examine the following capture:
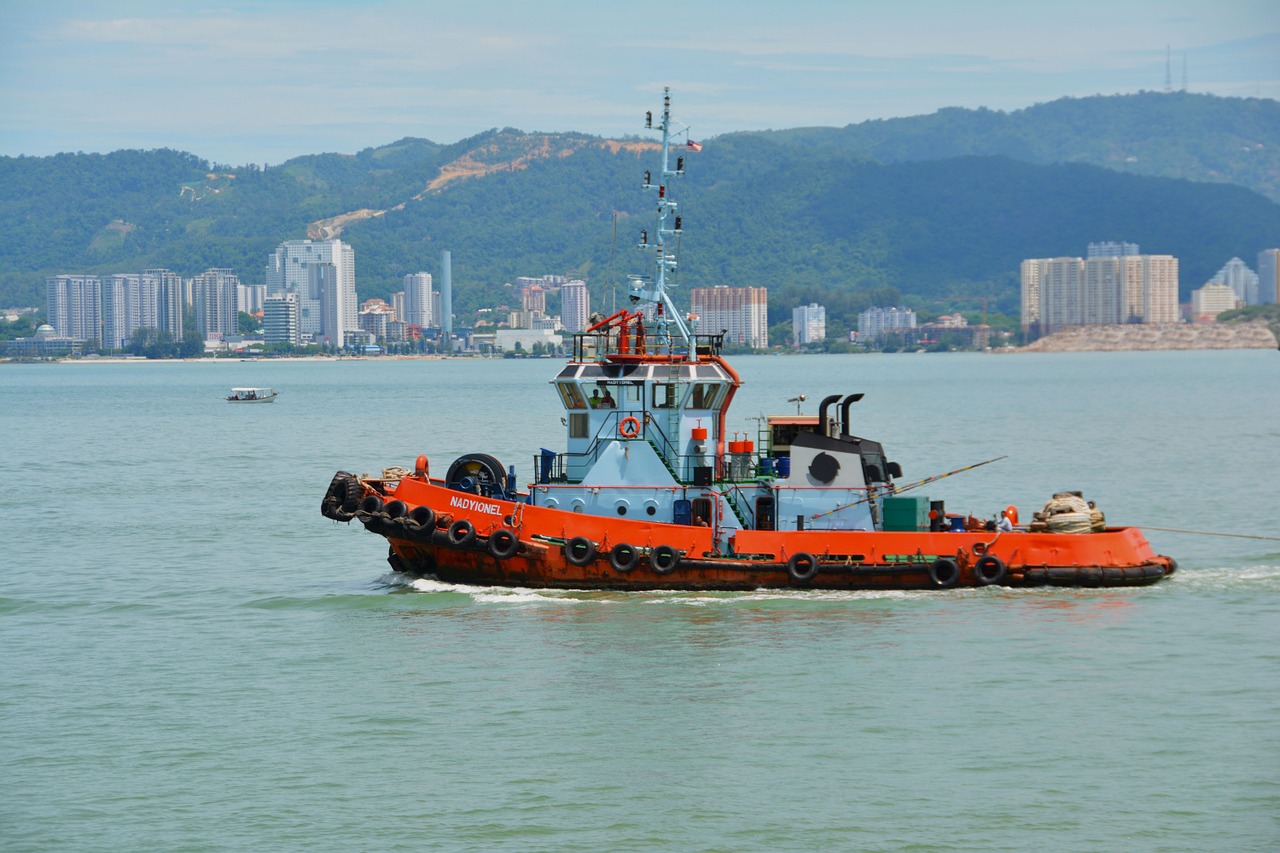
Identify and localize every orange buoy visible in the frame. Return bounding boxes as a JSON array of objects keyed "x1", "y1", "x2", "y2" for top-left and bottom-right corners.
[
  {"x1": 1003, "y1": 505, "x2": 1019, "y2": 525},
  {"x1": 415, "y1": 454, "x2": 429, "y2": 477},
  {"x1": 619, "y1": 416, "x2": 641, "y2": 438}
]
